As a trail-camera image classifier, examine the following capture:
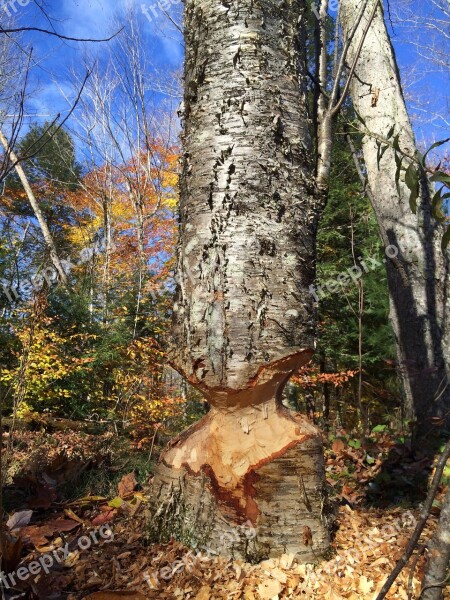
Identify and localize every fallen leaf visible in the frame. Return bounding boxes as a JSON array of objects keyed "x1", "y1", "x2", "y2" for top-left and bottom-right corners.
[
  {"x1": 257, "y1": 579, "x2": 283, "y2": 599},
  {"x1": 194, "y1": 586, "x2": 212, "y2": 599},
  {"x1": 7, "y1": 510, "x2": 33, "y2": 531},
  {"x1": 108, "y1": 497, "x2": 124, "y2": 509},
  {"x1": 19, "y1": 526, "x2": 51, "y2": 547},
  {"x1": 92, "y1": 508, "x2": 117, "y2": 526},
  {"x1": 358, "y1": 575, "x2": 374, "y2": 594},
  {"x1": 20, "y1": 518, "x2": 79, "y2": 547},
  {"x1": 64, "y1": 508, "x2": 84, "y2": 524},
  {"x1": 271, "y1": 567, "x2": 288, "y2": 584},
  {"x1": 332, "y1": 439, "x2": 346, "y2": 453},
  {"x1": 118, "y1": 472, "x2": 137, "y2": 498},
  {"x1": 68, "y1": 496, "x2": 107, "y2": 507},
  {"x1": 279, "y1": 553, "x2": 296, "y2": 569},
  {"x1": 44, "y1": 518, "x2": 80, "y2": 534},
  {"x1": 83, "y1": 593, "x2": 146, "y2": 599}
]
